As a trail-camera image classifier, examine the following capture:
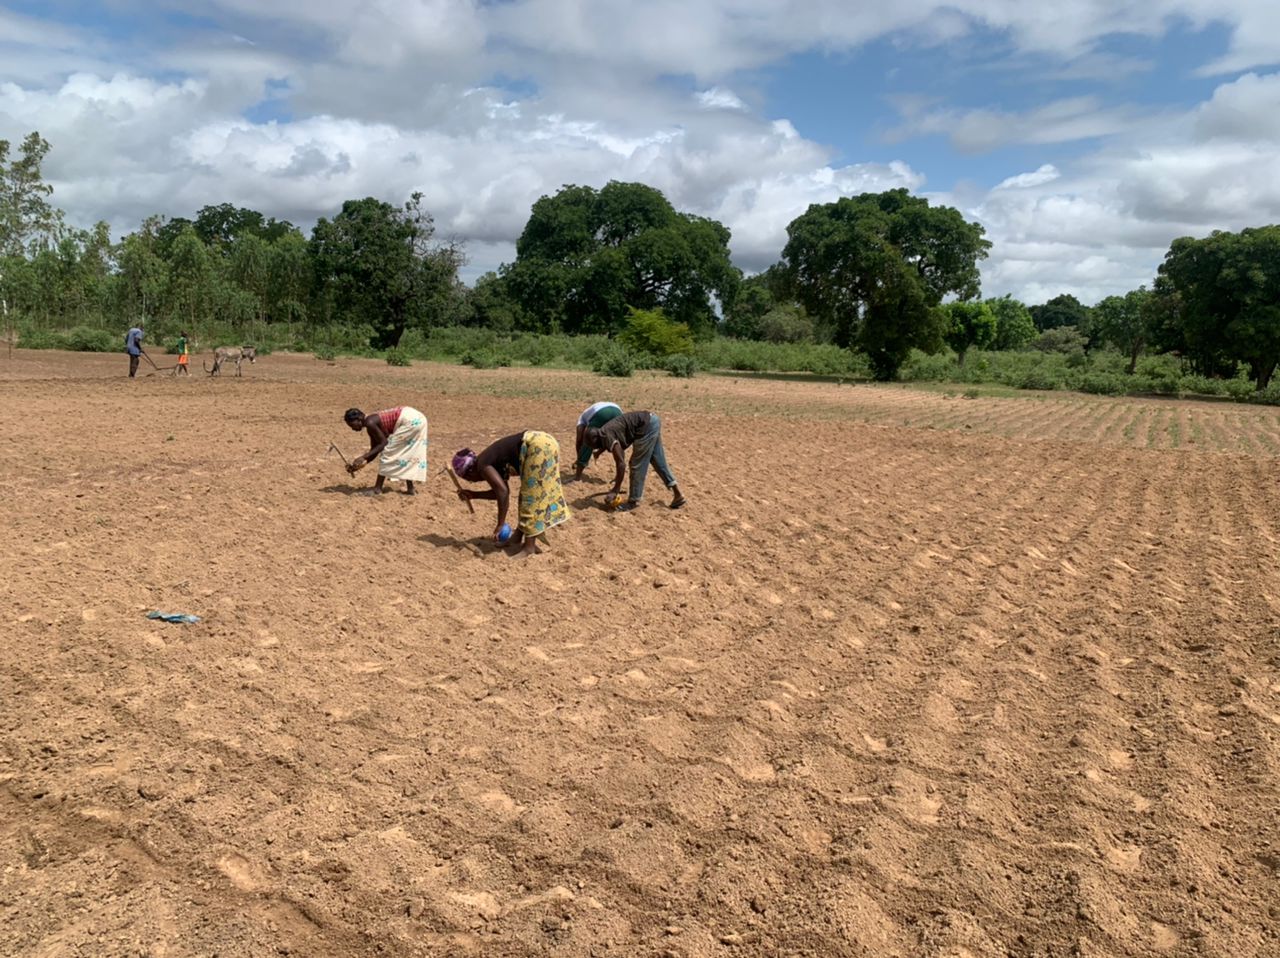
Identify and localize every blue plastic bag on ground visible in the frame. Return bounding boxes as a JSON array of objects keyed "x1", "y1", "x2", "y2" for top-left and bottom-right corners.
[{"x1": 146, "y1": 610, "x2": 201, "y2": 624}]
